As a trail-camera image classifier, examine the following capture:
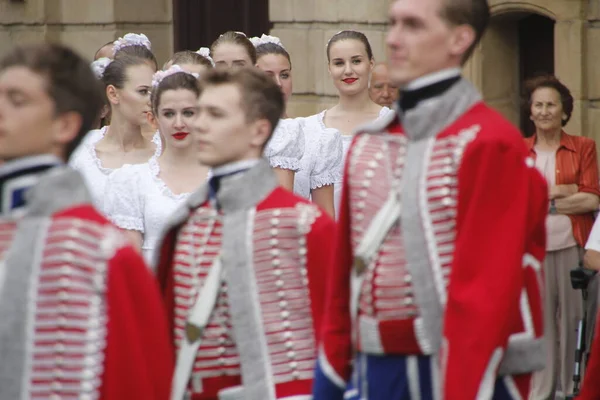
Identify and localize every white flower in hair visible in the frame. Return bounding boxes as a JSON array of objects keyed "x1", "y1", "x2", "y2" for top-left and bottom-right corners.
[
  {"x1": 326, "y1": 30, "x2": 347, "y2": 47},
  {"x1": 113, "y1": 33, "x2": 152, "y2": 54},
  {"x1": 90, "y1": 57, "x2": 112, "y2": 79},
  {"x1": 196, "y1": 47, "x2": 215, "y2": 66},
  {"x1": 249, "y1": 34, "x2": 285, "y2": 49},
  {"x1": 219, "y1": 31, "x2": 247, "y2": 38},
  {"x1": 152, "y1": 64, "x2": 199, "y2": 88}
]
